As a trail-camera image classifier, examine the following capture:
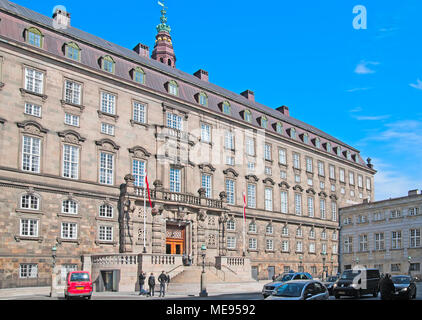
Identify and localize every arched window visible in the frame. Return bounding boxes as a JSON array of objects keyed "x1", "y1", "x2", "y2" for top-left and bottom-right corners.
[
  {"x1": 266, "y1": 223, "x2": 273, "y2": 234},
  {"x1": 168, "y1": 59, "x2": 172, "y2": 66},
  {"x1": 21, "y1": 194, "x2": 40, "y2": 210},
  {"x1": 101, "y1": 55, "x2": 115, "y2": 74},
  {"x1": 25, "y1": 27, "x2": 43, "y2": 48},
  {"x1": 222, "y1": 101, "x2": 231, "y2": 115},
  {"x1": 168, "y1": 80, "x2": 179, "y2": 96},
  {"x1": 315, "y1": 138, "x2": 321, "y2": 148},
  {"x1": 346, "y1": 151, "x2": 352, "y2": 160},
  {"x1": 276, "y1": 122, "x2": 283, "y2": 134},
  {"x1": 199, "y1": 92, "x2": 208, "y2": 106},
  {"x1": 336, "y1": 146, "x2": 342, "y2": 156},
  {"x1": 303, "y1": 133, "x2": 309, "y2": 144},
  {"x1": 296, "y1": 227, "x2": 303, "y2": 237},
  {"x1": 133, "y1": 67, "x2": 145, "y2": 85},
  {"x1": 244, "y1": 110, "x2": 252, "y2": 122},
  {"x1": 326, "y1": 142, "x2": 332, "y2": 152},
  {"x1": 290, "y1": 128, "x2": 296, "y2": 139},
  {"x1": 62, "y1": 199, "x2": 78, "y2": 214},
  {"x1": 282, "y1": 225, "x2": 289, "y2": 236},
  {"x1": 65, "y1": 42, "x2": 81, "y2": 61},
  {"x1": 261, "y1": 116, "x2": 268, "y2": 129}
]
